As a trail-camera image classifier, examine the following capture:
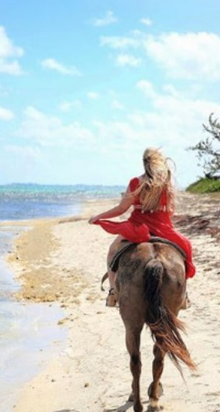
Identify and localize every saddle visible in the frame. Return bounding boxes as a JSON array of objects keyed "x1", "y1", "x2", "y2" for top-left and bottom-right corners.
[{"x1": 101, "y1": 237, "x2": 186, "y2": 290}]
